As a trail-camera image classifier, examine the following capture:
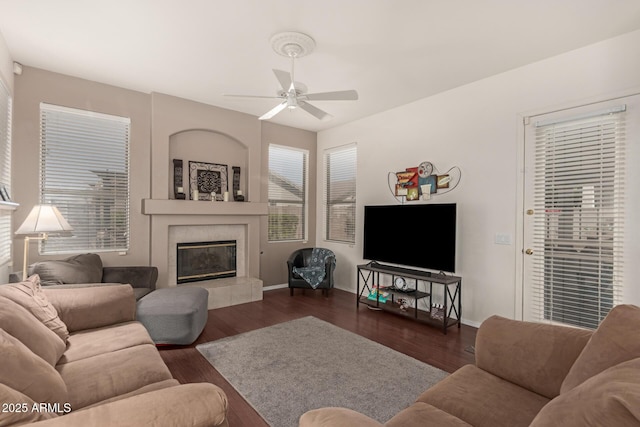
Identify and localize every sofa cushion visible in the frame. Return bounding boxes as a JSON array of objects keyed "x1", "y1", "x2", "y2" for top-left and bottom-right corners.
[
  {"x1": 81, "y1": 379, "x2": 180, "y2": 410},
  {"x1": 0, "y1": 328, "x2": 68, "y2": 406},
  {"x1": 33, "y1": 383, "x2": 228, "y2": 427},
  {"x1": 0, "y1": 296, "x2": 66, "y2": 366},
  {"x1": 0, "y1": 383, "x2": 59, "y2": 425},
  {"x1": 42, "y1": 284, "x2": 136, "y2": 333},
  {"x1": 58, "y1": 321, "x2": 154, "y2": 365},
  {"x1": 561, "y1": 304, "x2": 640, "y2": 393},
  {"x1": 29, "y1": 253, "x2": 103, "y2": 286},
  {"x1": 0, "y1": 275, "x2": 69, "y2": 342},
  {"x1": 476, "y1": 315, "x2": 592, "y2": 399},
  {"x1": 386, "y1": 402, "x2": 472, "y2": 427},
  {"x1": 57, "y1": 343, "x2": 173, "y2": 409},
  {"x1": 531, "y1": 357, "x2": 640, "y2": 426},
  {"x1": 416, "y1": 364, "x2": 549, "y2": 427},
  {"x1": 299, "y1": 407, "x2": 383, "y2": 427}
]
